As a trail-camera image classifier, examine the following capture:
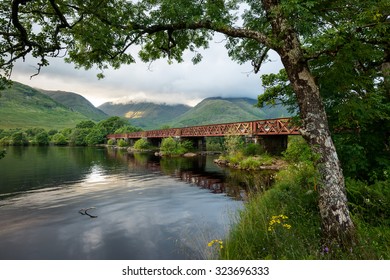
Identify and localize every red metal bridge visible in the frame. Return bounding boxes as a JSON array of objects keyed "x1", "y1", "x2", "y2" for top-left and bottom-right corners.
[
  {"x1": 107, "y1": 118, "x2": 300, "y2": 154},
  {"x1": 107, "y1": 118, "x2": 300, "y2": 139}
]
